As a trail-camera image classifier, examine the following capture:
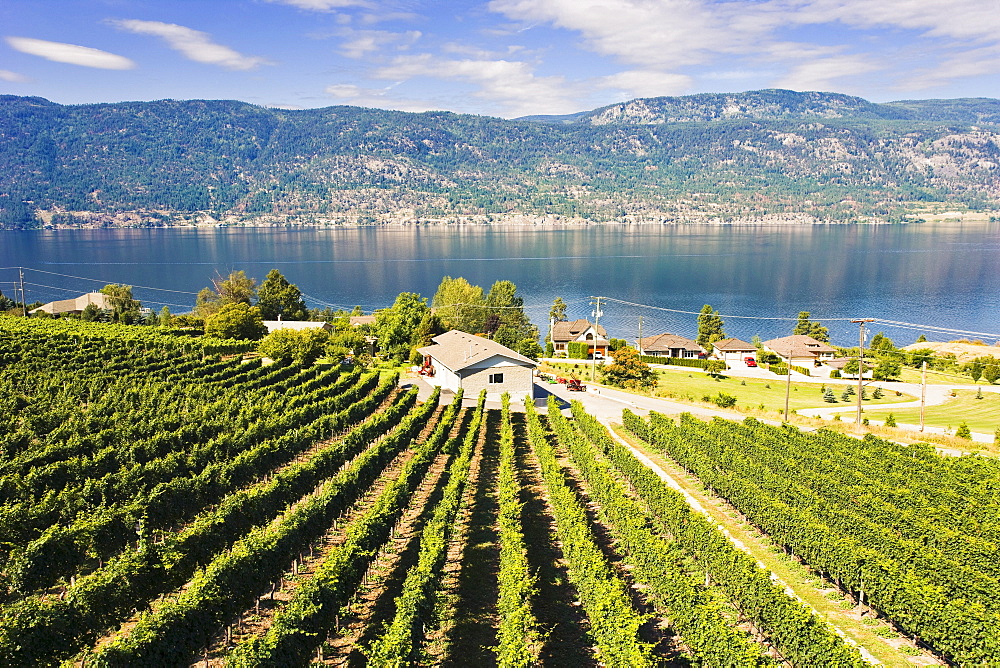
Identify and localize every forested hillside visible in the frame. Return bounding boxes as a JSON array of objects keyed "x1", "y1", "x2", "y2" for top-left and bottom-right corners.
[{"x1": 2, "y1": 89, "x2": 999, "y2": 229}]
